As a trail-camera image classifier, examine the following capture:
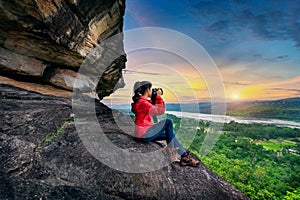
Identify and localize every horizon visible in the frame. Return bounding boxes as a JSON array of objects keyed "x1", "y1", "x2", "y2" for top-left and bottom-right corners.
[
  {"x1": 106, "y1": 96, "x2": 300, "y2": 107},
  {"x1": 103, "y1": 1, "x2": 300, "y2": 105}
]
